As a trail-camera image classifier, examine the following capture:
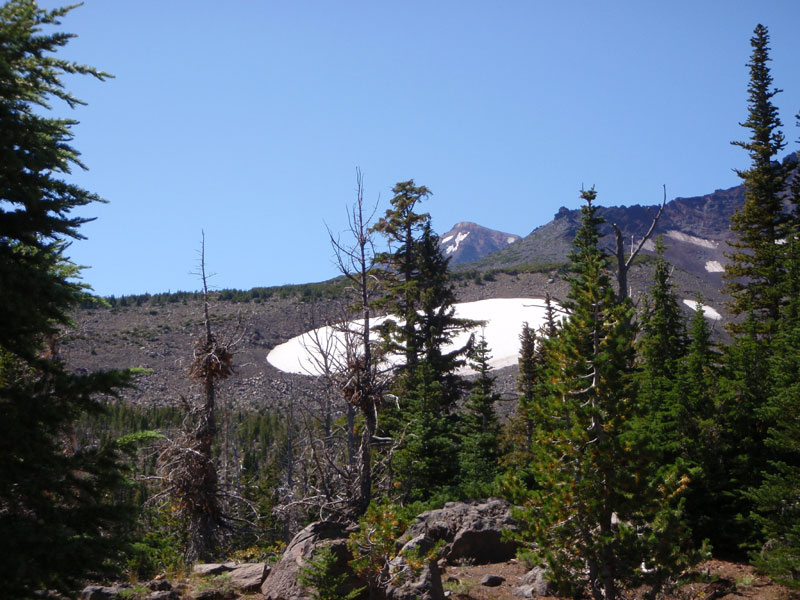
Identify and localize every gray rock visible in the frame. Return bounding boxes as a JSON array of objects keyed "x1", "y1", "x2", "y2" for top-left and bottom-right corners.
[
  {"x1": 193, "y1": 562, "x2": 236, "y2": 576},
  {"x1": 521, "y1": 567, "x2": 558, "y2": 596},
  {"x1": 260, "y1": 520, "x2": 363, "y2": 600},
  {"x1": 148, "y1": 591, "x2": 179, "y2": 600},
  {"x1": 148, "y1": 580, "x2": 173, "y2": 591},
  {"x1": 80, "y1": 585, "x2": 128, "y2": 600},
  {"x1": 384, "y1": 551, "x2": 445, "y2": 600},
  {"x1": 229, "y1": 562, "x2": 269, "y2": 592},
  {"x1": 480, "y1": 574, "x2": 505, "y2": 587},
  {"x1": 516, "y1": 566, "x2": 556, "y2": 597},
  {"x1": 400, "y1": 498, "x2": 520, "y2": 564}
]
